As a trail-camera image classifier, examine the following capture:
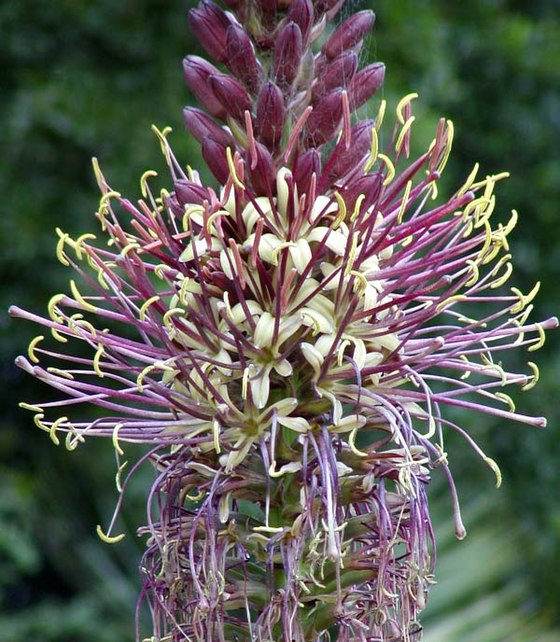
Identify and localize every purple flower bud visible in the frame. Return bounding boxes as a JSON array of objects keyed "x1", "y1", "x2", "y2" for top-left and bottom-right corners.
[
  {"x1": 303, "y1": 89, "x2": 344, "y2": 147},
  {"x1": 174, "y1": 179, "x2": 210, "y2": 206},
  {"x1": 293, "y1": 148, "x2": 321, "y2": 195},
  {"x1": 348, "y1": 62, "x2": 385, "y2": 110},
  {"x1": 256, "y1": 81, "x2": 285, "y2": 148},
  {"x1": 247, "y1": 142, "x2": 275, "y2": 195},
  {"x1": 274, "y1": 22, "x2": 303, "y2": 89},
  {"x1": 188, "y1": 0, "x2": 232, "y2": 64},
  {"x1": 208, "y1": 73, "x2": 252, "y2": 123},
  {"x1": 287, "y1": 0, "x2": 314, "y2": 45},
  {"x1": 322, "y1": 10, "x2": 375, "y2": 60},
  {"x1": 341, "y1": 172, "x2": 383, "y2": 215},
  {"x1": 202, "y1": 137, "x2": 230, "y2": 184},
  {"x1": 225, "y1": 24, "x2": 261, "y2": 93},
  {"x1": 182, "y1": 107, "x2": 234, "y2": 147},
  {"x1": 321, "y1": 119, "x2": 374, "y2": 187},
  {"x1": 182, "y1": 56, "x2": 227, "y2": 119},
  {"x1": 311, "y1": 51, "x2": 358, "y2": 103}
]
